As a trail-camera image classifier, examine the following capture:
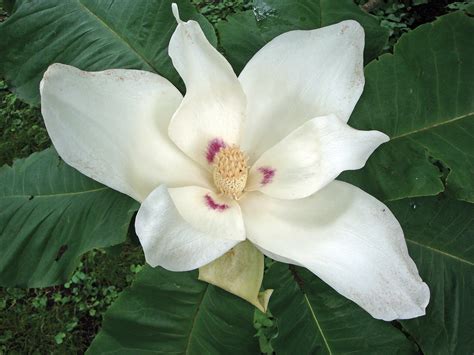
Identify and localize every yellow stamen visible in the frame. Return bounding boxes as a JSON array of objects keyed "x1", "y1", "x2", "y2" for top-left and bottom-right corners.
[{"x1": 213, "y1": 146, "x2": 248, "y2": 199}]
